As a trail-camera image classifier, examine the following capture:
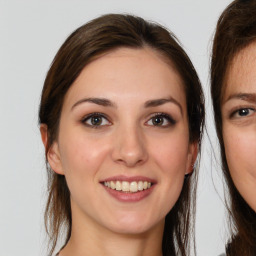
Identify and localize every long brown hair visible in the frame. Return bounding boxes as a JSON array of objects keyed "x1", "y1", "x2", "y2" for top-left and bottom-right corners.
[
  {"x1": 39, "y1": 14, "x2": 204, "y2": 256},
  {"x1": 211, "y1": 1, "x2": 256, "y2": 255}
]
